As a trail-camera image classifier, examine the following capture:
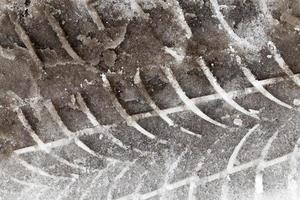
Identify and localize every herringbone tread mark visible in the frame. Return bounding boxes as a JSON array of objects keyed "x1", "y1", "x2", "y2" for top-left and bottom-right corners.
[{"x1": 0, "y1": 0, "x2": 300, "y2": 200}]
